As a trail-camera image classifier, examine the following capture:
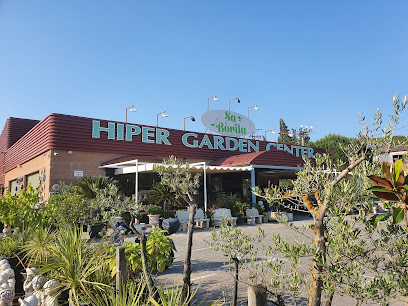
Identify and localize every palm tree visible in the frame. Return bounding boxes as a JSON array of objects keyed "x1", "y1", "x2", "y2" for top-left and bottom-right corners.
[
  {"x1": 76, "y1": 176, "x2": 118, "y2": 200},
  {"x1": 149, "y1": 183, "x2": 184, "y2": 211}
]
